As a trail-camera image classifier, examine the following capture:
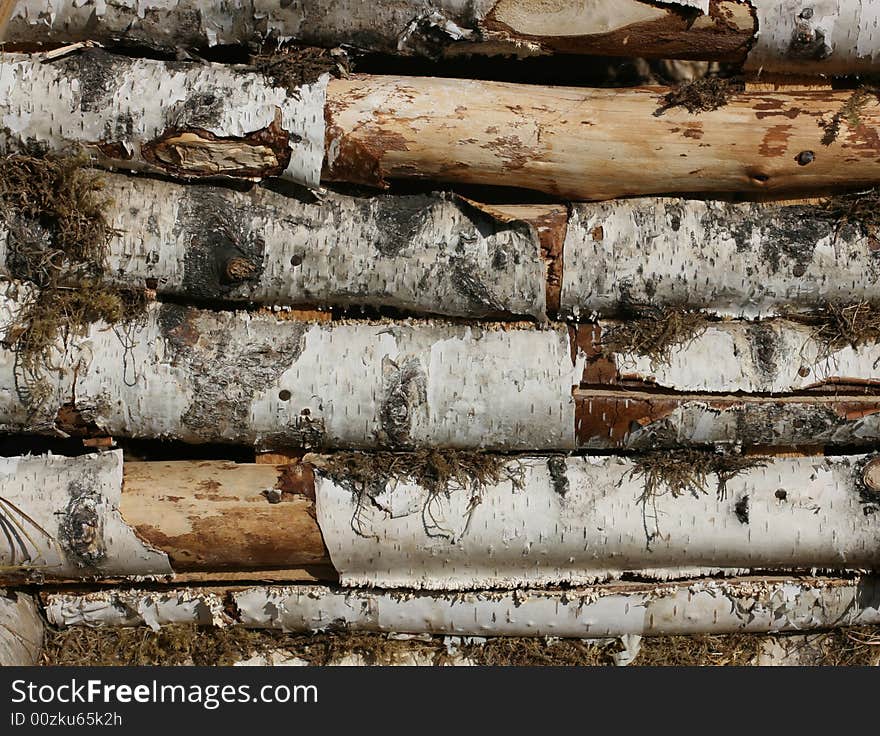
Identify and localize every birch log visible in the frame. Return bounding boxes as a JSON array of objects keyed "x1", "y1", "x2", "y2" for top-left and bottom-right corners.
[
  {"x1": 7, "y1": 451, "x2": 880, "y2": 585},
  {"x1": 0, "y1": 451, "x2": 327, "y2": 581},
  {"x1": 7, "y1": 49, "x2": 880, "y2": 198},
  {"x1": 5, "y1": 285, "x2": 880, "y2": 448},
  {"x1": 7, "y1": 2, "x2": 880, "y2": 77},
  {"x1": 0, "y1": 174, "x2": 550, "y2": 320},
  {"x1": 560, "y1": 198, "x2": 875, "y2": 320},
  {"x1": 0, "y1": 286, "x2": 582, "y2": 450},
  {"x1": 0, "y1": 591, "x2": 43, "y2": 665},
  {"x1": 324, "y1": 76, "x2": 880, "y2": 200},
  {"x1": 42, "y1": 576, "x2": 880, "y2": 637},
  {"x1": 314, "y1": 453, "x2": 880, "y2": 589},
  {"x1": 0, "y1": 50, "x2": 326, "y2": 186}
]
